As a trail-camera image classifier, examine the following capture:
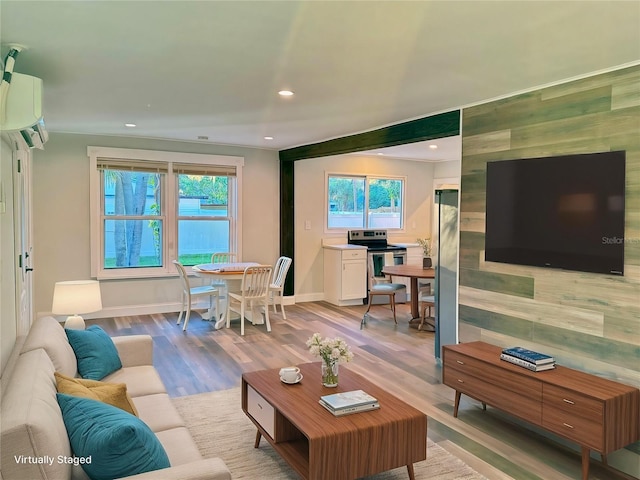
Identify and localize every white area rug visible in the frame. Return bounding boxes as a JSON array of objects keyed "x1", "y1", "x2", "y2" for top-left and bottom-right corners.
[{"x1": 173, "y1": 388, "x2": 487, "y2": 479}]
